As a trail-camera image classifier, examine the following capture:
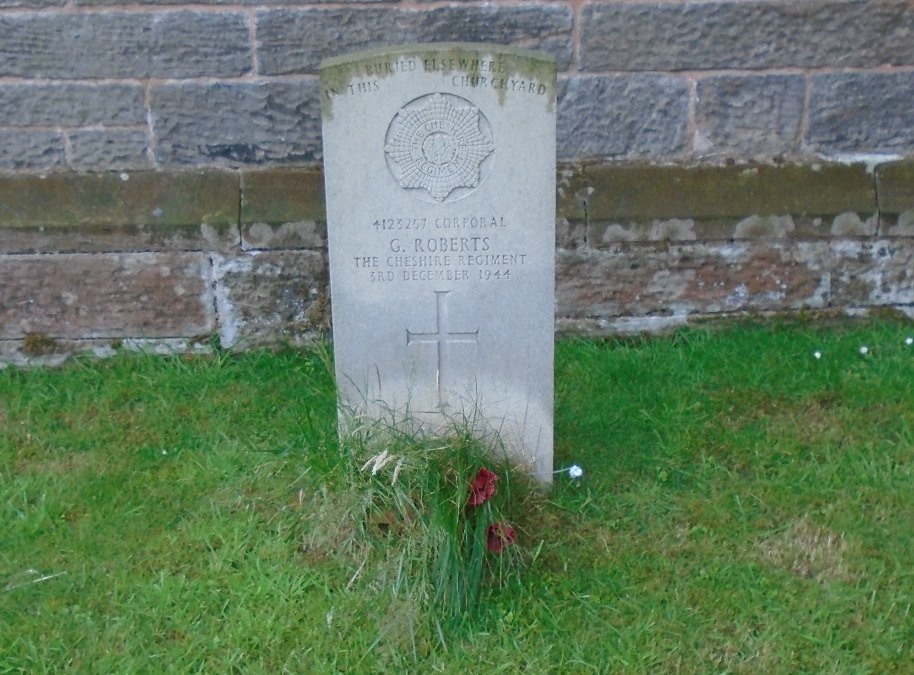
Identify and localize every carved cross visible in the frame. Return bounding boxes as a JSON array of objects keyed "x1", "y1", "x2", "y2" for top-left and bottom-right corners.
[{"x1": 406, "y1": 290, "x2": 479, "y2": 407}]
